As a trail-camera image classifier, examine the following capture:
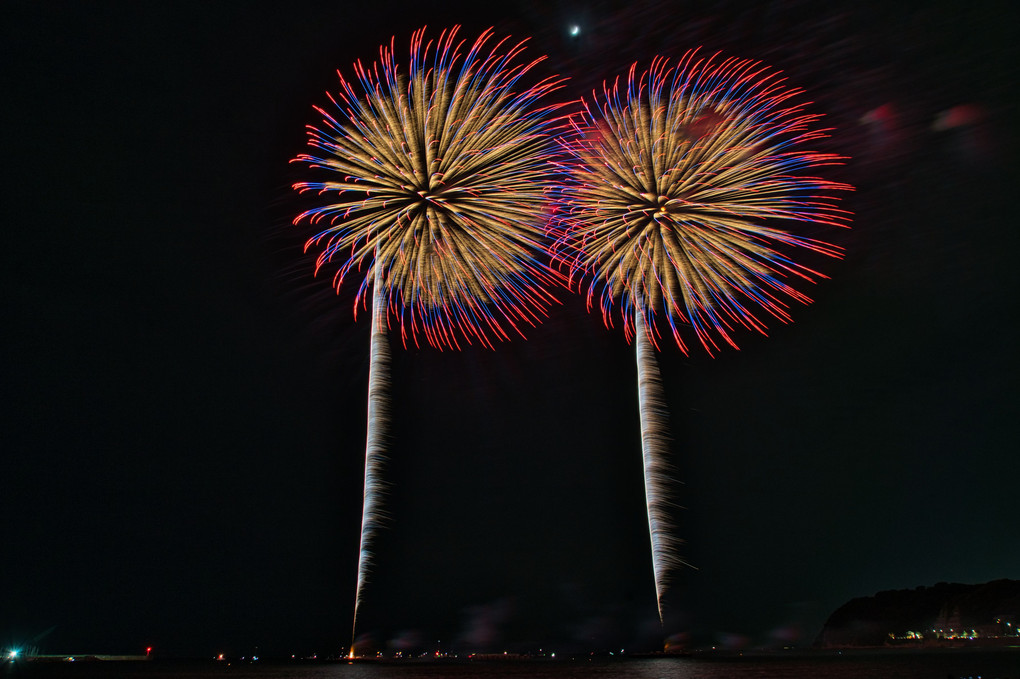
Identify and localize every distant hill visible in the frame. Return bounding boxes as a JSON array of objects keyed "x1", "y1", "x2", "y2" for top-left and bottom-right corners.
[{"x1": 816, "y1": 579, "x2": 1020, "y2": 647}]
